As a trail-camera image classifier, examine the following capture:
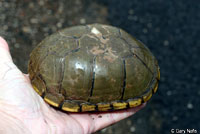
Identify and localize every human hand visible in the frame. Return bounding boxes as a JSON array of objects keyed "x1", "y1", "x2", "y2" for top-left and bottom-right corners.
[{"x1": 0, "y1": 36, "x2": 145, "y2": 134}]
